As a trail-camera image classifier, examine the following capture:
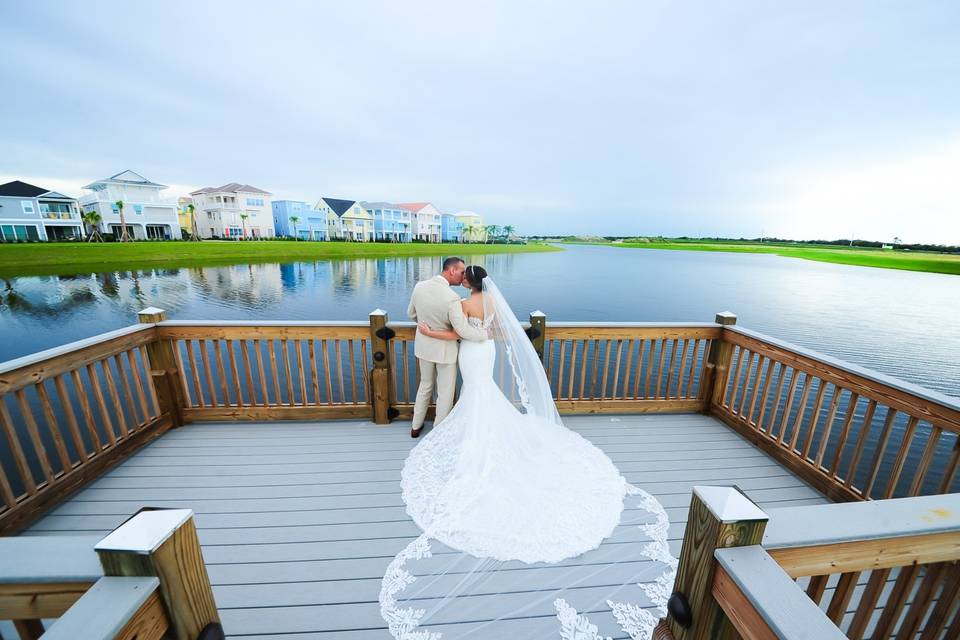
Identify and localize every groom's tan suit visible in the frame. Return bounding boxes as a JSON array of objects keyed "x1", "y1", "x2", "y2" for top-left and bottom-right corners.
[{"x1": 407, "y1": 275, "x2": 487, "y2": 430}]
